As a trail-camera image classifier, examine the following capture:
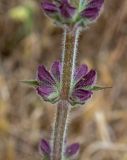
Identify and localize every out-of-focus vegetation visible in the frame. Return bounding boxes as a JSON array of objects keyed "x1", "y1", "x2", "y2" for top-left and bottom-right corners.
[{"x1": 0, "y1": 0, "x2": 127, "y2": 160}]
